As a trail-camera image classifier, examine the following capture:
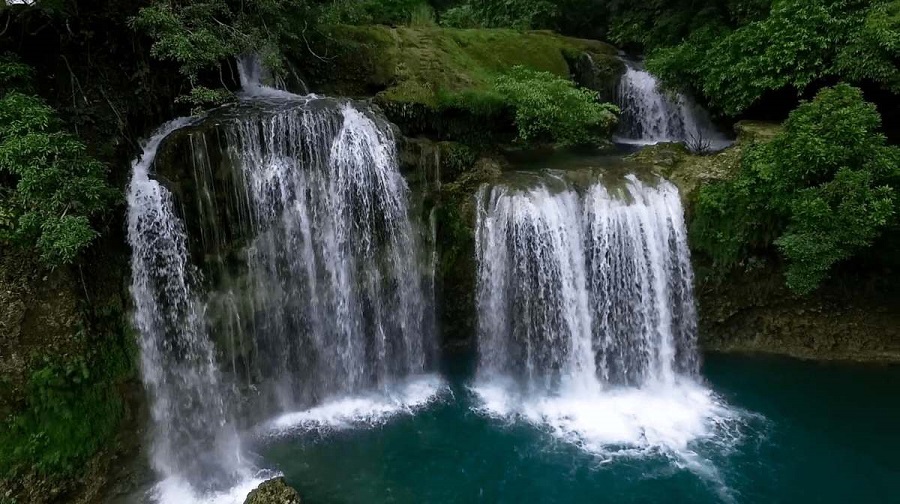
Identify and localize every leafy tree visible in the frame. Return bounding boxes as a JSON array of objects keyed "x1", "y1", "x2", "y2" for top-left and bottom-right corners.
[
  {"x1": 646, "y1": 0, "x2": 900, "y2": 115},
  {"x1": 492, "y1": 65, "x2": 618, "y2": 145},
  {"x1": 691, "y1": 84, "x2": 900, "y2": 294},
  {"x1": 0, "y1": 58, "x2": 114, "y2": 266}
]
